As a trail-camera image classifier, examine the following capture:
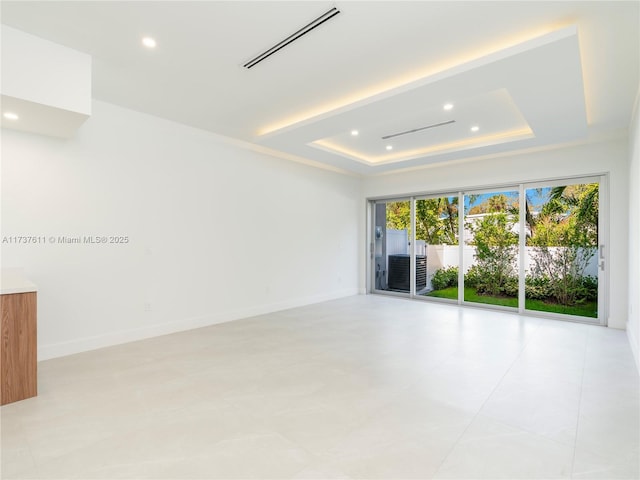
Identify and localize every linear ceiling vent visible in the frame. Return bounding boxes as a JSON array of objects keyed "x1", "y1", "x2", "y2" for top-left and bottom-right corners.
[
  {"x1": 382, "y1": 120, "x2": 456, "y2": 140},
  {"x1": 243, "y1": 7, "x2": 341, "y2": 69}
]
